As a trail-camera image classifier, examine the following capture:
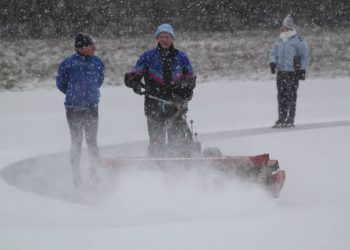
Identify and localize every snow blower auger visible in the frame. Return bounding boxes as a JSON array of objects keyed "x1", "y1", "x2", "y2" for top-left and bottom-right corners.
[{"x1": 100, "y1": 94, "x2": 286, "y2": 198}]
